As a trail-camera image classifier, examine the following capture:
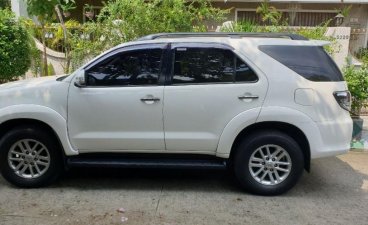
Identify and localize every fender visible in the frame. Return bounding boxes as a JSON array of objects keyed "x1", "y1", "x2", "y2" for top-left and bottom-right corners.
[
  {"x1": 256, "y1": 106, "x2": 324, "y2": 158},
  {"x1": 258, "y1": 106, "x2": 349, "y2": 158},
  {"x1": 216, "y1": 107, "x2": 261, "y2": 158},
  {"x1": 0, "y1": 104, "x2": 78, "y2": 156},
  {"x1": 216, "y1": 106, "x2": 323, "y2": 159}
]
